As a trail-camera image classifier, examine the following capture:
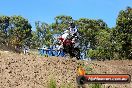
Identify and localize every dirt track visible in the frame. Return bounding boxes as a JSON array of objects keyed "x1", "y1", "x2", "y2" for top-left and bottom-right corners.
[{"x1": 0, "y1": 51, "x2": 132, "y2": 88}]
